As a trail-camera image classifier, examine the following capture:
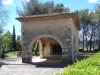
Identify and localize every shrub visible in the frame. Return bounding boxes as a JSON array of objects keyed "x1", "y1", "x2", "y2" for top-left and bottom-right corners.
[{"x1": 55, "y1": 52, "x2": 100, "y2": 75}]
